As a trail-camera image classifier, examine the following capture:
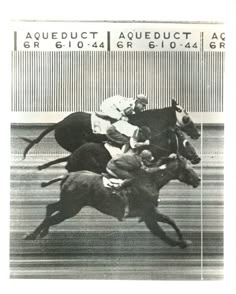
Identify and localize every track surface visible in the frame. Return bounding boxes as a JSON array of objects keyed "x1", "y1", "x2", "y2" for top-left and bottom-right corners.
[{"x1": 10, "y1": 124, "x2": 224, "y2": 280}]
